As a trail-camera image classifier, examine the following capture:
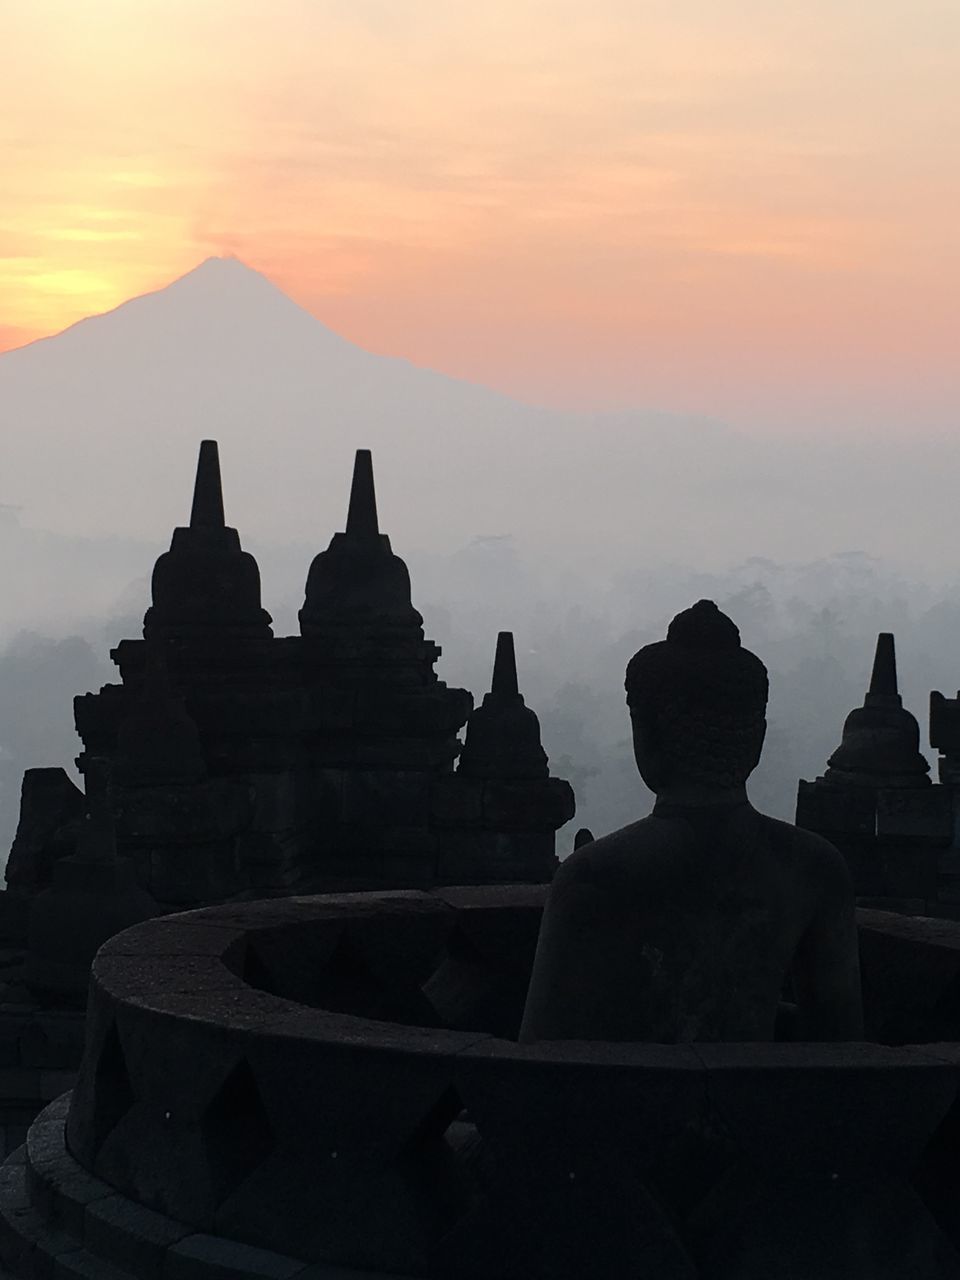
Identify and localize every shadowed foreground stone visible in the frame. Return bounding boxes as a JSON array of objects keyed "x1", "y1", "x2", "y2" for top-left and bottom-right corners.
[{"x1": 1, "y1": 892, "x2": 958, "y2": 1279}]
